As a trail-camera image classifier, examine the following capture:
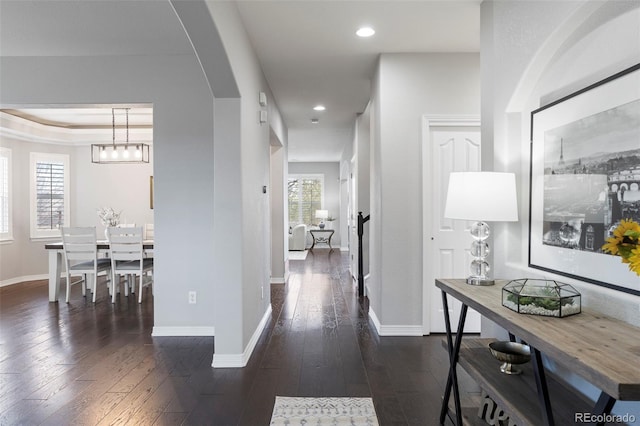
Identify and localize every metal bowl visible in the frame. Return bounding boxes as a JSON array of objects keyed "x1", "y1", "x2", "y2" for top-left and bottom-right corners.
[{"x1": 488, "y1": 341, "x2": 531, "y2": 375}]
